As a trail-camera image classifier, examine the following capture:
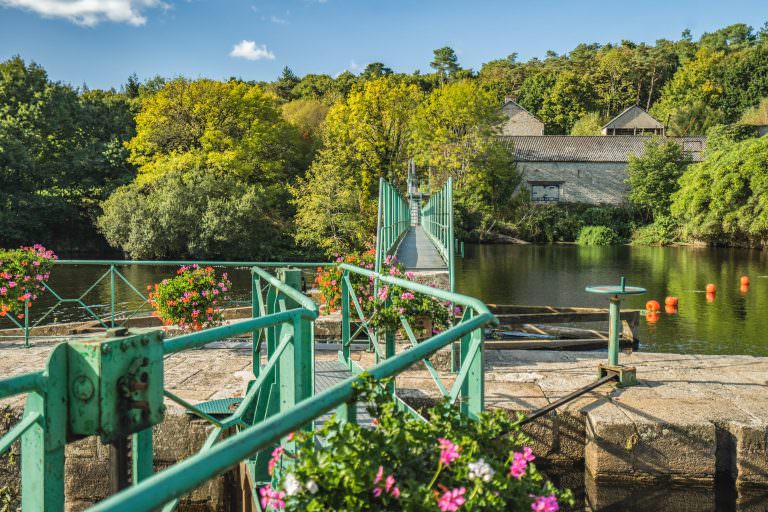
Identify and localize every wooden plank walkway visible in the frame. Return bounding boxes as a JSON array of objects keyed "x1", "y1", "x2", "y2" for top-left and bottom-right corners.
[
  {"x1": 314, "y1": 359, "x2": 372, "y2": 427},
  {"x1": 395, "y1": 226, "x2": 446, "y2": 271}
]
